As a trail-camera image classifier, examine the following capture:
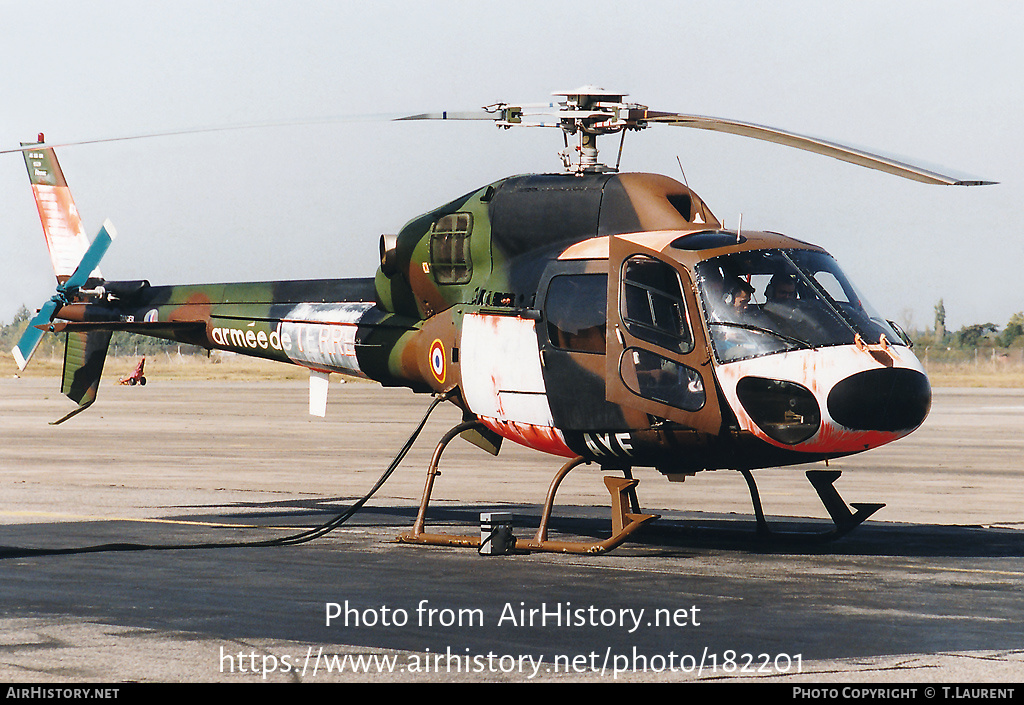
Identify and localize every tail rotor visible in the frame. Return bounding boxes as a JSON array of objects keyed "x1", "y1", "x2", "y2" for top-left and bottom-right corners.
[{"x1": 12, "y1": 220, "x2": 116, "y2": 370}]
